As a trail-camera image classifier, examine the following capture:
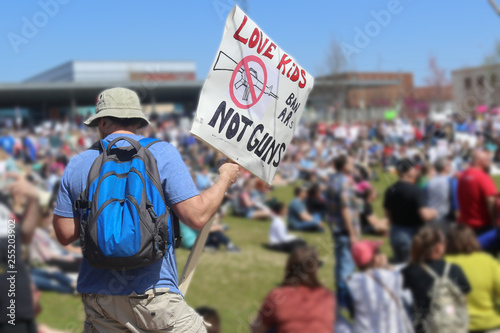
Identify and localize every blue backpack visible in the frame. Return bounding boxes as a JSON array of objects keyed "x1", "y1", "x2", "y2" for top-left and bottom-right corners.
[{"x1": 75, "y1": 136, "x2": 181, "y2": 270}]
